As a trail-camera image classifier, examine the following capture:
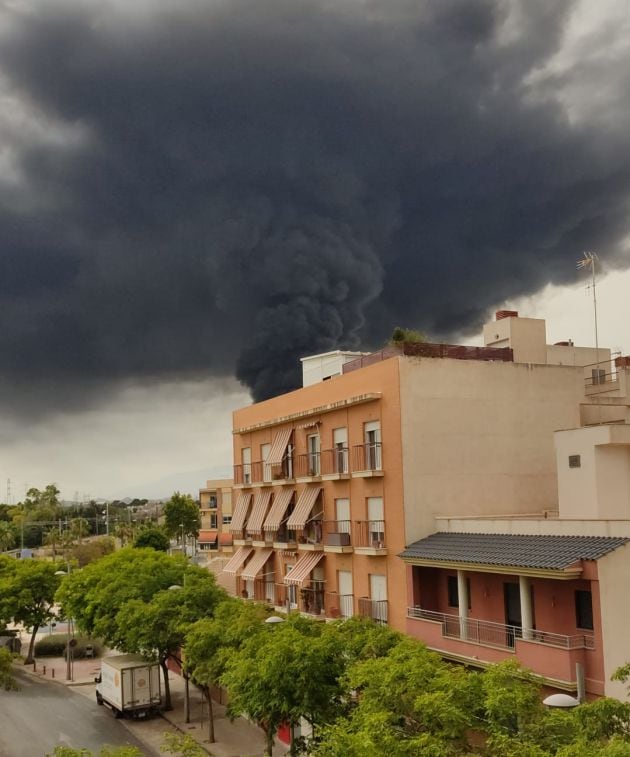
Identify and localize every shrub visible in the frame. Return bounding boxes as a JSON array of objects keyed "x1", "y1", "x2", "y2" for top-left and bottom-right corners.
[{"x1": 35, "y1": 634, "x2": 102, "y2": 659}]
